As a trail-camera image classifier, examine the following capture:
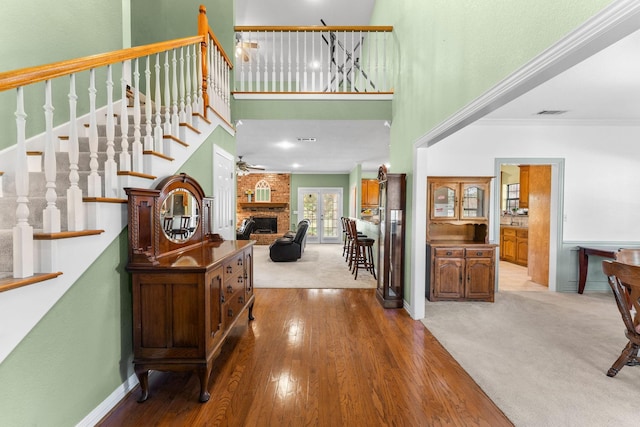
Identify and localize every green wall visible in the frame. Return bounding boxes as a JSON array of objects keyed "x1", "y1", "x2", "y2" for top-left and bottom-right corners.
[
  {"x1": 290, "y1": 174, "x2": 350, "y2": 229},
  {"x1": 0, "y1": 2, "x2": 236, "y2": 425},
  {"x1": 369, "y1": 0, "x2": 615, "y2": 307},
  {"x1": 0, "y1": 0, "x2": 125, "y2": 151}
]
